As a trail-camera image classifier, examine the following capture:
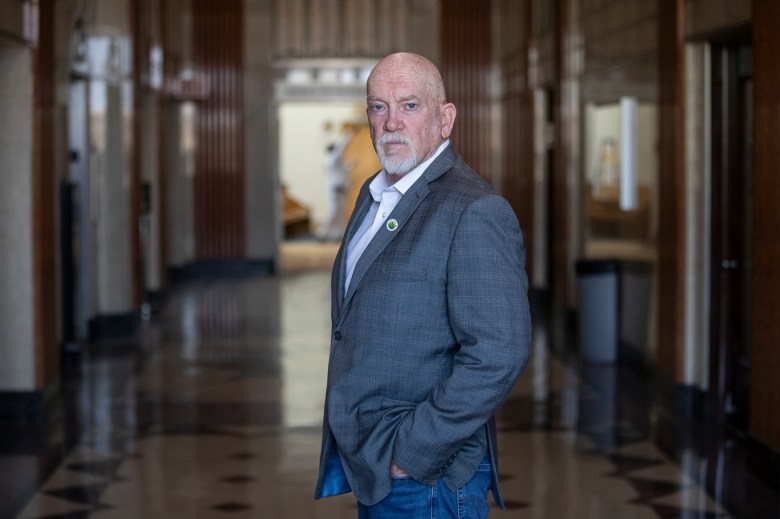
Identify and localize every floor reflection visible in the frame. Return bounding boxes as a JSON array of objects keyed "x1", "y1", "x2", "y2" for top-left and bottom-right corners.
[{"x1": 2, "y1": 269, "x2": 768, "y2": 518}]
